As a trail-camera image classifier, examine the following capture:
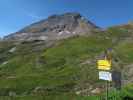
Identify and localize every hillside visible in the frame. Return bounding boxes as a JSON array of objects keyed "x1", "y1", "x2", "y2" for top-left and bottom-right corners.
[{"x1": 0, "y1": 13, "x2": 133, "y2": 99}]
